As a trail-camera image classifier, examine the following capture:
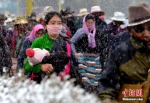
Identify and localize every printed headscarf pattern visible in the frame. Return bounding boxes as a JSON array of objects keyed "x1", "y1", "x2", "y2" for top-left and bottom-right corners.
[
  {"x1": 82, "y1": 14, "x2": 96, "y2": 48},
  {"x1": 27, "y1": 24, "x2": 44, "y2": 42}
]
